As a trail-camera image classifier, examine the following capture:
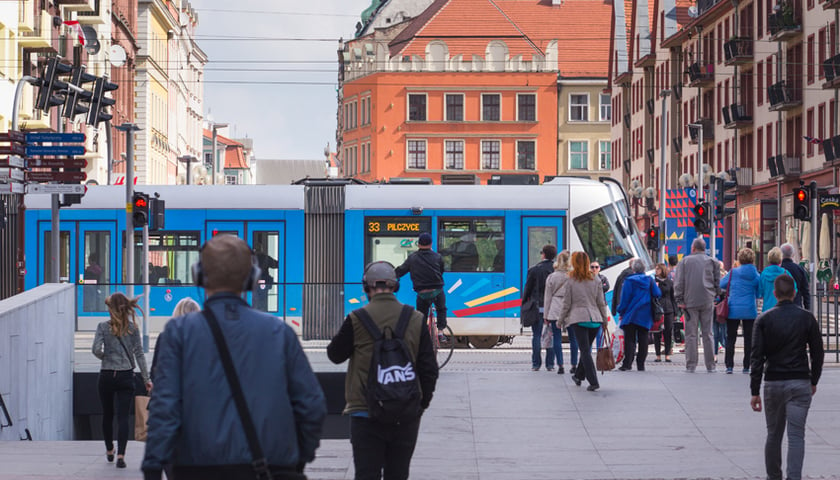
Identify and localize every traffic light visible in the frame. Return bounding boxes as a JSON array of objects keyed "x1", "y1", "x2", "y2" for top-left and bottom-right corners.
[
  {"x1": 149, "y1": 198, "x2": 165, "y2": 231},
  {"x1": 62, "y1": 66, "x2": 96, "y2": 119},
  {"x1": 693, "y1": 201, "x2": 711, "y2": 234},
  {"x1": 35, "y1": 57, "x2": 72, "y2": 112},
  {"x1": 646, "y1": 226, "x2": 660, "y2": 251},
  {"x1": 713, "y1": 176, "x2": 737, "y2": 220},
  {"x1": 793, "y1": 187, "x2": 811, "y2": 221},
  {"x1": 87, "y1": 77, "x2": 118, "y2": 126},
  {"x1": 132, "y1": 192, "x2": 150, "y2": 227}
]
